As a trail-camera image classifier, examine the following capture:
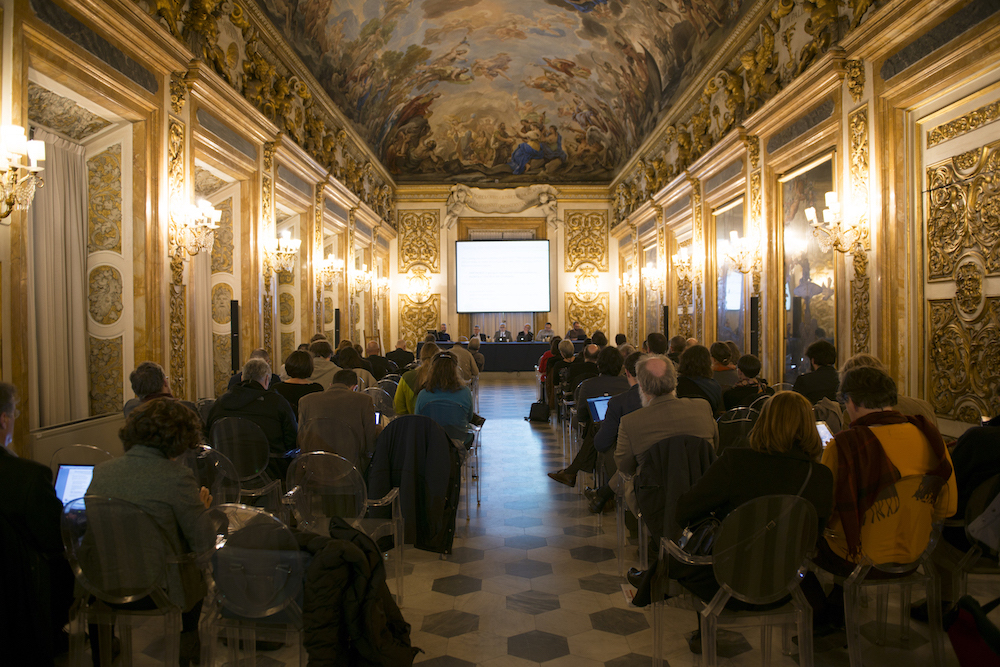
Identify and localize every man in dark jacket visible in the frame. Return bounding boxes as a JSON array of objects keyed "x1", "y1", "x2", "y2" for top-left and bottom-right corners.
[
  {"x1": 793, "y1": 340, "x2": 840, "y2": 404},
  {"x1": 365, "y1": 341, "x2": 395, "y2": 381},
  {"x1": 207, "y1": 359, "x2": 297, "y2": 480},
  {"x1": 0, "y1": 383, "x2": 74, "y2": 666},
  {"x1": 386, "y1": 340, "x2": 415, "y2": 370},
  {"x1": 565, "y1": 344, "x2": 600, "y2": 392}
]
